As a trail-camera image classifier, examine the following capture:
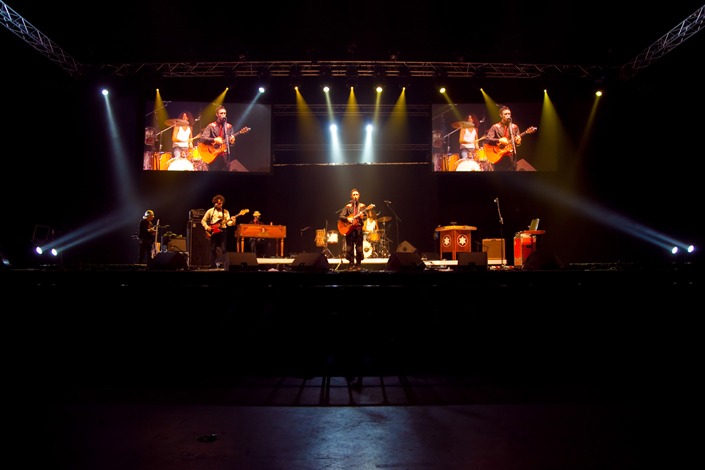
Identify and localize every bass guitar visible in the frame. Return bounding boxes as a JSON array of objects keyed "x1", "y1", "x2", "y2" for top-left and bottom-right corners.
[
  {"x1": 483, "y1": 126, "x2": 537, "y2": 164},
  {"x1": 198, "y1": 127, "x2": 251, "y2": 164},
  {"x1": 338, "y1": 204, "x2": 376, "y2": 235},
  {"x1": 205, "y1": 209, "x2": 249, "y2": 239}
]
